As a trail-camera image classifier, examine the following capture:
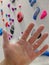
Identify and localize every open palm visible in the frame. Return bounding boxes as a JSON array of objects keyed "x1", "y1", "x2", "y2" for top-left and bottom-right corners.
[{"x1": 3, "y1": 23, "x2": 48, "y2": 65}]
